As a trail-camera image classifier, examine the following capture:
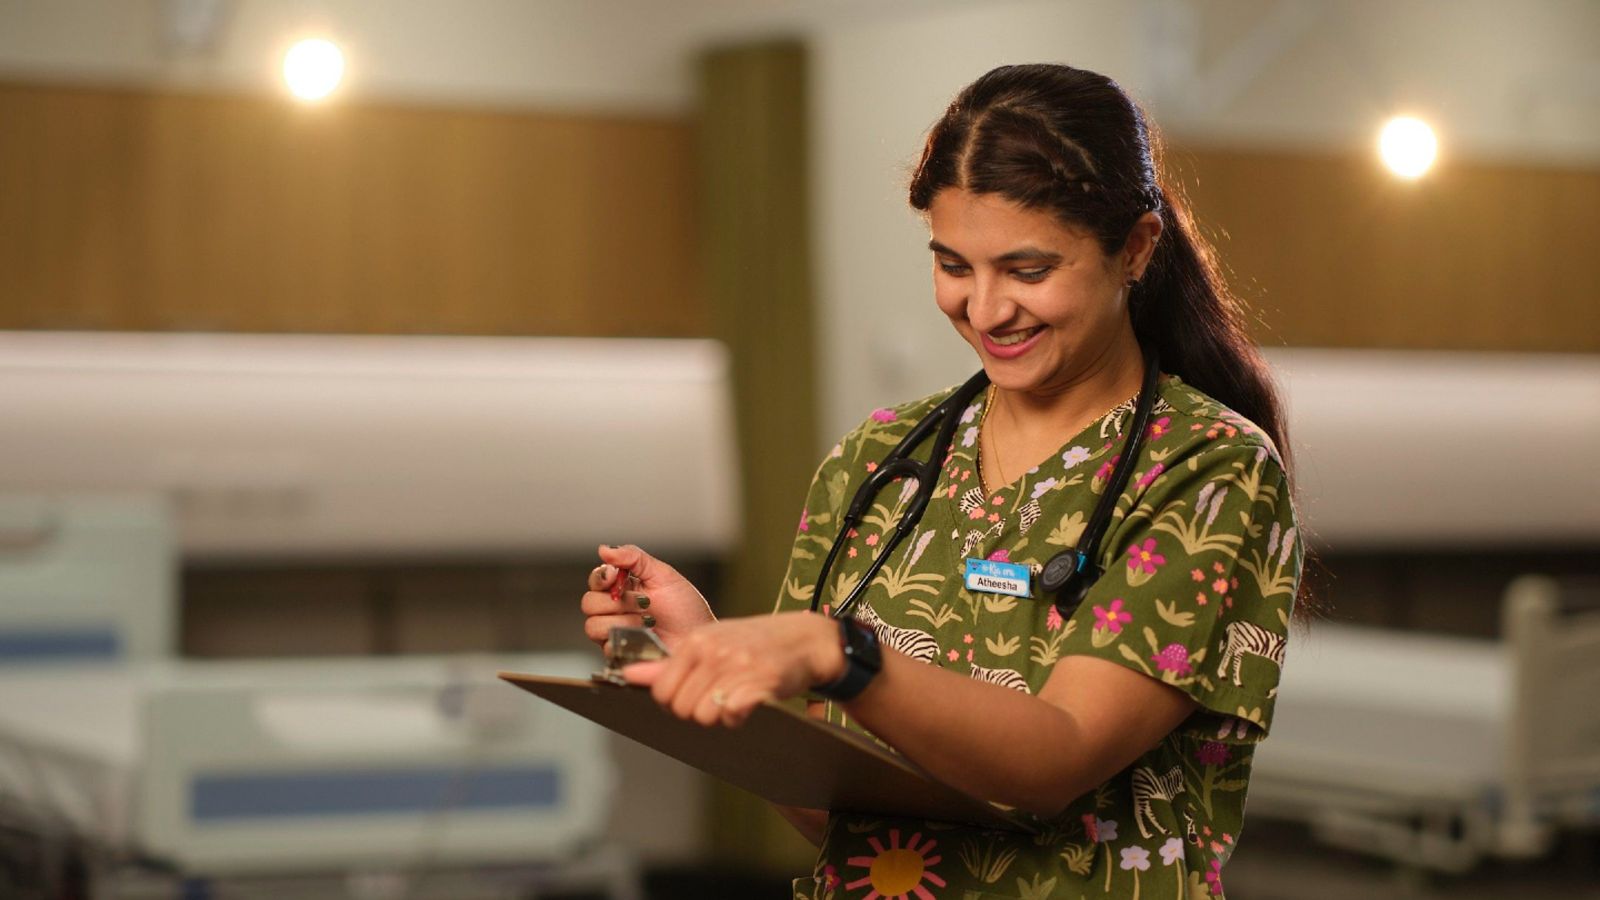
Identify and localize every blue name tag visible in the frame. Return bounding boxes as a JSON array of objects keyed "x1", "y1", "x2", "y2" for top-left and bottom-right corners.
[{"x1": 964, "y1": 558, "x2": 1032, "y2": 598}]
